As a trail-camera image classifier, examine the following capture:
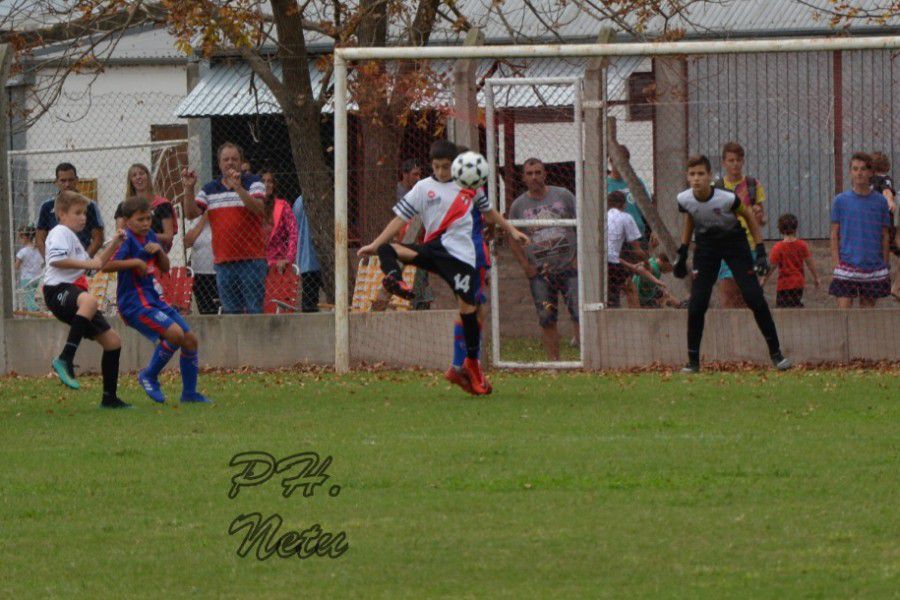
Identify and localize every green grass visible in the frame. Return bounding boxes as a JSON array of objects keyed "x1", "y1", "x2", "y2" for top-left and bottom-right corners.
[
  {"x1": 1, "y1": 368, "x2": 898, "y2": 598},
  {"x1": 498, "y1": 336, "x2": 581, "y2": 362}
]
